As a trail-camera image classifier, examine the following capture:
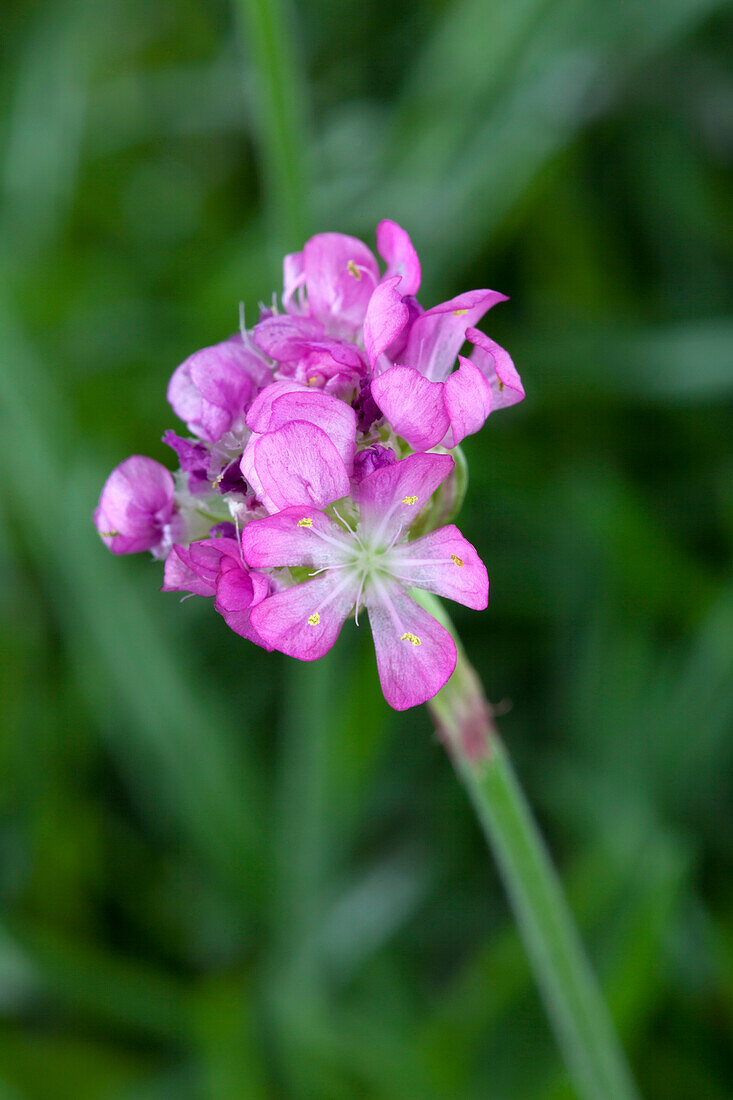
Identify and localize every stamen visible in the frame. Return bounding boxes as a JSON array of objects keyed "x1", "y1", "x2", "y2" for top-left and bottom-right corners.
[
  {"x1": 453, "y1": 308, "x2": 468, "y2": 316},
  {"x1": 400, "y1": 632, "x2": 422, "y2": 646},
  {"x1": 497, "y1": 379, "x2": 505, "y2": 392},
  {"x1": 308, "y1": 613, "x2": 320, "y2": 626},
  {"x1": 347, "y1": 260, "x2": 361, "y2": 279},
  {"x1": 297, "y1": 517, "x2": 313, "y2": 528},
  {"x1": 401, "y1": 495, "x2": 418, "y2": 505},
  {"x1": 451, "y1": 554, "x2": 465, "y2": 567}
]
